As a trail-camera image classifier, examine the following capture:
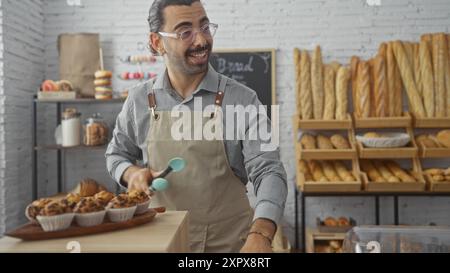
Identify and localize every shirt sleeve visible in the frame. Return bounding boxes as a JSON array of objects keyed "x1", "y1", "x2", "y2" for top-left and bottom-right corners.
[
  {"x1": 105, "y1": 96, "x2": 143, "y2": 187},
  {"x1": 241, "y1": 93, "x2": 288, "y2": 226}
]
